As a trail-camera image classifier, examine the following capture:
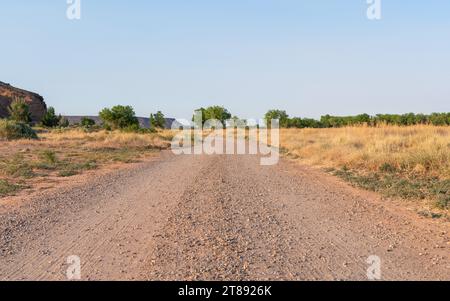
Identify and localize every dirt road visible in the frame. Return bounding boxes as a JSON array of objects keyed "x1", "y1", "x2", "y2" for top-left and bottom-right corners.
[{"x1": 0, "y1": 152, "x2": 449, "y2": 280}]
